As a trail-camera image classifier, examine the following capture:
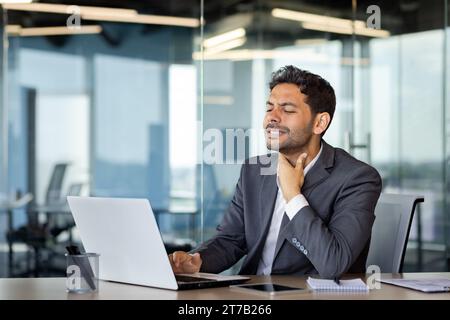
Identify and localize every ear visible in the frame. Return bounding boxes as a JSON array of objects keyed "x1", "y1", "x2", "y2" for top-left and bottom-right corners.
[{"x1": 313, "y1": 112, "x2": 331, "y2": 135}]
